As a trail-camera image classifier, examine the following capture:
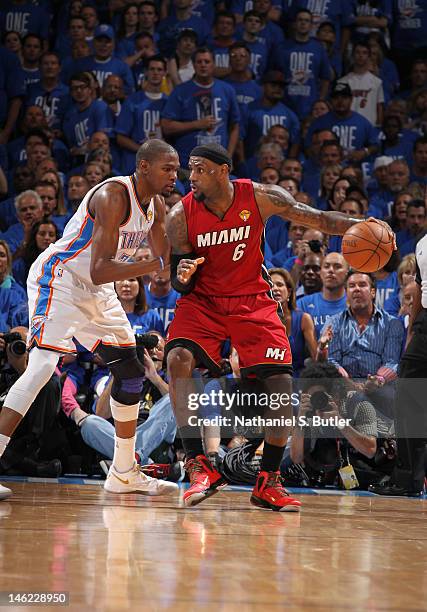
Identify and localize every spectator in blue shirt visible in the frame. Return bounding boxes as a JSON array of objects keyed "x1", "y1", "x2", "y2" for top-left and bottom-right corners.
[
  {"x1": 367, "y1": 32, "x2": 400, "y2": 104},
  {"x1": 116, "y1": 55, "x2": 169, "y2": 175},
  {"x1": 130, "y1": 32, "x2": 158, "y2": 90},
  {"x1": 351, "y1": 0, "x2": 391, "y2": 42},
  {"x1": 0, "y1": 47, "x2": 26, "y2": 146},
  {"x1": 145, "y1": 271, "x2": 179, "y2": 332},
  {"x1": 323, "y1": 270, "x2": 403, "y2": 386},
  {"x1": 316, "y1": 20, "x2": 343, "y2": 79},
  {"x1": 369, "y1": 159, "x2": 410, "y2": 219},
  {"x1": 306, "y1": 81, "x2": 378, "y2": 163},
  {"x1": 157, "y1": 0, "x2": 210, "y2": 57},
  {"x1": 0, "y1": 1, "x2": 50, "y2": 42},
  {"x1": 373, "y1": 252, "x2": 401, "y2": 310},
  {"x1": 161, "y1": 47, "x2": 240, "y2": 166},
  {"x1": 62, "y1": 72, "x2": 111, "y2": 158},
  {"x1": 397, "y1": 199, "x2": 426, "y2": 257},
  {"x1": 116, "y1": 3, "x2": 139, "y2": 56},
  {"x1": 55, "y1": 16, "x2": 88, "y2": 61},
  {"x1": 72, "y1": 24, "x2": 135, "y2": 95},
  {"x1": 236, "y1": 11, "x2": 269, "y2": 80},
  {"x1": 241, "y1": 70, "x2": 300, "y2": 159},
  {"x1": 410, "y1": 136, "x2": 427, "y2": 184},
  {"x1": 12, "y1": 217, "x2": 58, "y2": 289},
  {"x1": 138, "y1": 1, "x2": 160, "y2": 43},
  {"x1": 298, "y1": 252, "x2": 348, "y2": 338},
  {"x1": 115, "y1": 277, "x2": 164, "y2": 336},
  {"x1": 377, "y1": 115, "x2": 413, "y2": 161},
  {"x1": 231, "y1": 0, "x2": 284, "y2": 24},
  {"x1": 26, "y1": 52, "x2": 70, "y2": 133},
  {"x1": 391, "y1": 0, "x2": 427, "y2": 80},
  {"x1": 278, "y1": 9, "x2": 331, "y2": 120},
  {"x1": 34, "y1": 181, "x2": 68, "y2": 233},
  {"x1": 243, "y1": 0, "x2": 285, "y2": 51},
  {"x1": 290, "y1": 0, "x2": 353, "y2": 53},
  {"x1": 209, "y1": 11, "x2": 237, "y2": 76},
  {"x1": 2, "y1": 189, "x2": 43, "y2": 257},
  {"x1": 224, "y1": 42, "x2": 263, "y2": 110},
  {"x1": 0, "y1": 240, "x2": 27, "y2": 331},
  {"x1": 21, "y1": 34, "x2": 42, "y2": 88},
  {"x1": 0, "y1": 164, "x2": 34, "y2": 231}
]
